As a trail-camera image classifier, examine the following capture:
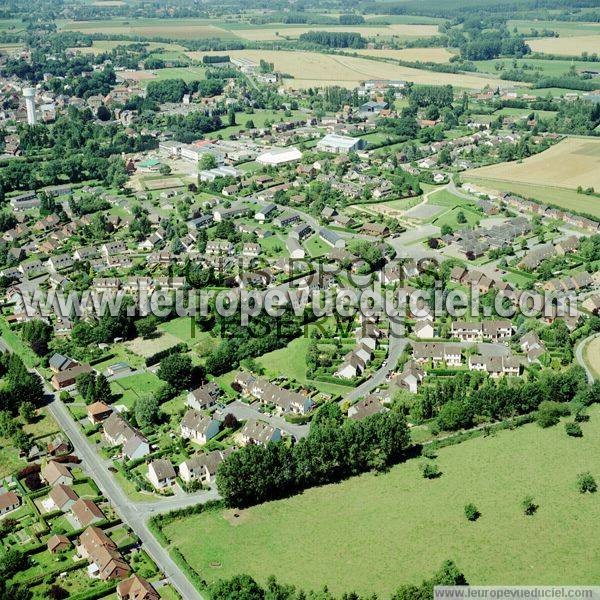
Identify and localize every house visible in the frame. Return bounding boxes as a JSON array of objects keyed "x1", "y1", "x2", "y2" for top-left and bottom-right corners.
[
  {"x1": 335, "y1": 352, "x2": 365, "y2": 379},
  {"x1": 583, "y1": 294, "x2": 600, "y2": 315},
  {"x1": 361, "y1": 222, "x2": 390, "y2": 237},
  {"x1": 286, "y1": 237, "x2": 305, "y2": 259},
  {"x1": 254, "y1": 204, "x2": 277, "y2": 223},
  {"x1": 179, "y1": 449, "x2": 232, "y2": 485},
  {"x1": 555, "y1": 235, "x2": 579, "y2": 256},
  {"x1": 71, "y1": 498, "x2": 105, "y2": 528},
  {"x1": 394, "y1": 360, "x2": 425, "y2": 393},
  {"x1": 103, "y1": 413, "x2": 150, "y2": 461},
  {"x1": 413, "y1": 317, "x2": 434, "y2": 339},
  {"x1": 117, "y1": 575, "x2": 160, "y2": 600},
  {"x1": 348, "y1": 395, "x2": 386, "y2": 420},
  {"x1": 273, "y1": 212, "x2": 301, "y2": 228},
  {"x1": 47, "y1": 436, "x2": 70, "y2": 456},
  {"x1": 468, "y1": 355, "x2": 521, "y2": 377},
  {"x1": 241, "y1": 377, "x2": 313, "y2": 414},
  {"x1": 319, "y1": 228, "x2": 345, "y2": 248},
  {"x1": 49, "y1": 484, "x2": 79, "y2": 512},
  {"x1": 51, "y1": 363, "x2": 93, "y2": 390},
  {"x1": 451, "y1": 320, "x2": 513, "y2": 342},
  {"x1": 187, "y1": 382, "x2": 221, "y2": 411},
  {"x1": 77, "y1": 526, "x2": 130, "y2": 580},
  {"x1": 242, "y1": 243, "x2": 261, "y2": 257},
  {"x1": 290, "y1": 222, "x2": 312, "y2": 241},
  {"x1": 450, "y1": 266, "x2": 467, "y2": 284},
  {"x1": 147, "y1": 459, "x2": 176, "y2": 489},
  {"x1": 41, "y1": 461, "x2": 73, "y2": 486},
  {"x1": 48, "y1": 534, "x2": 71, "y2": 554},
  {"x1": 238, "y1": 420, "x2": 281, "y2": 446},
  {"x1": 180, "y1": 410, "x2": 220, "y2": 445},
  {"x1": 411, "y1": 342, "x2": 462, "y2": 367},
  {"x1": 0, "y1": 491, "x2": 20, "y2": 516},
  {"x1": 87, "y1": 401, "x2": 113, "y2": 425},
  {"x1": 100, "y1": 241, "x2": 127, "y2": 257}
]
